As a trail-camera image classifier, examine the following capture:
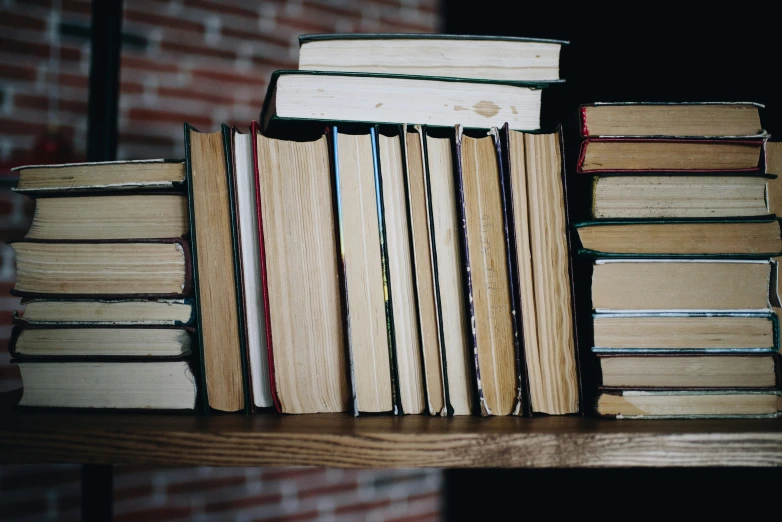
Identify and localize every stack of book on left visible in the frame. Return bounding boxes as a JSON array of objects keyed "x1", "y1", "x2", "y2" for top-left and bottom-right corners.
[{"x1": 8, "y1": 160, "x2": 198, "y2": 410}]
